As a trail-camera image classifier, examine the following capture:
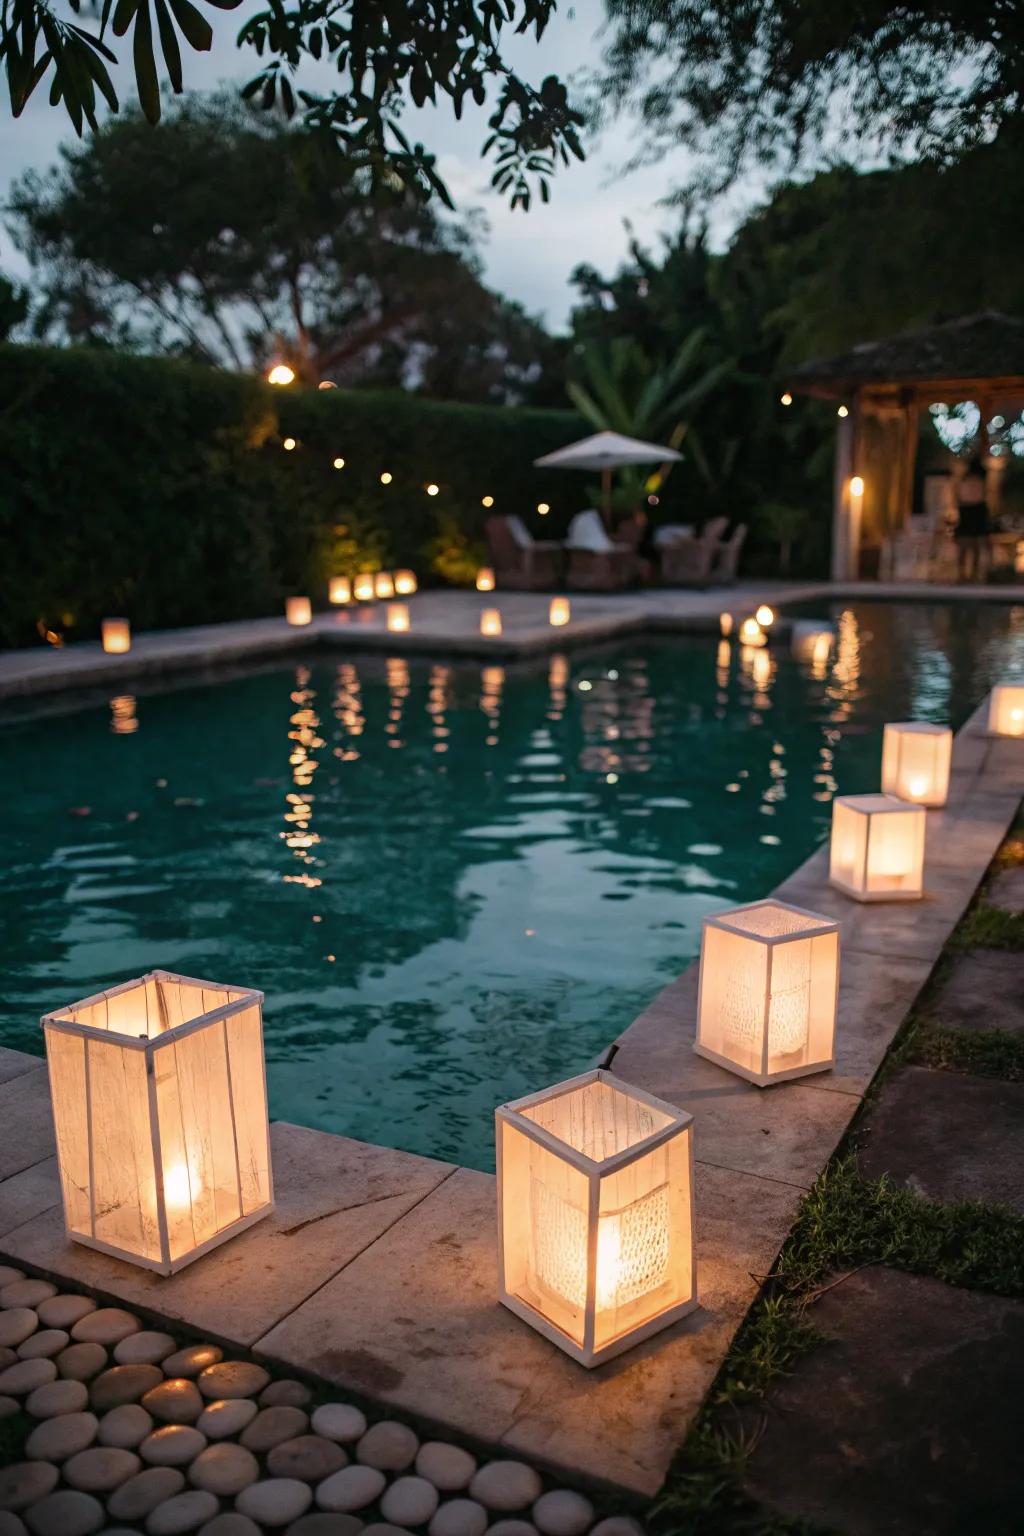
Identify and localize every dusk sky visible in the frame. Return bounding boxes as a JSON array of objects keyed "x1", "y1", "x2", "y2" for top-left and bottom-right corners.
[{"x1": 0, "y1": 0, "x2": 768, "y2": 331}]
